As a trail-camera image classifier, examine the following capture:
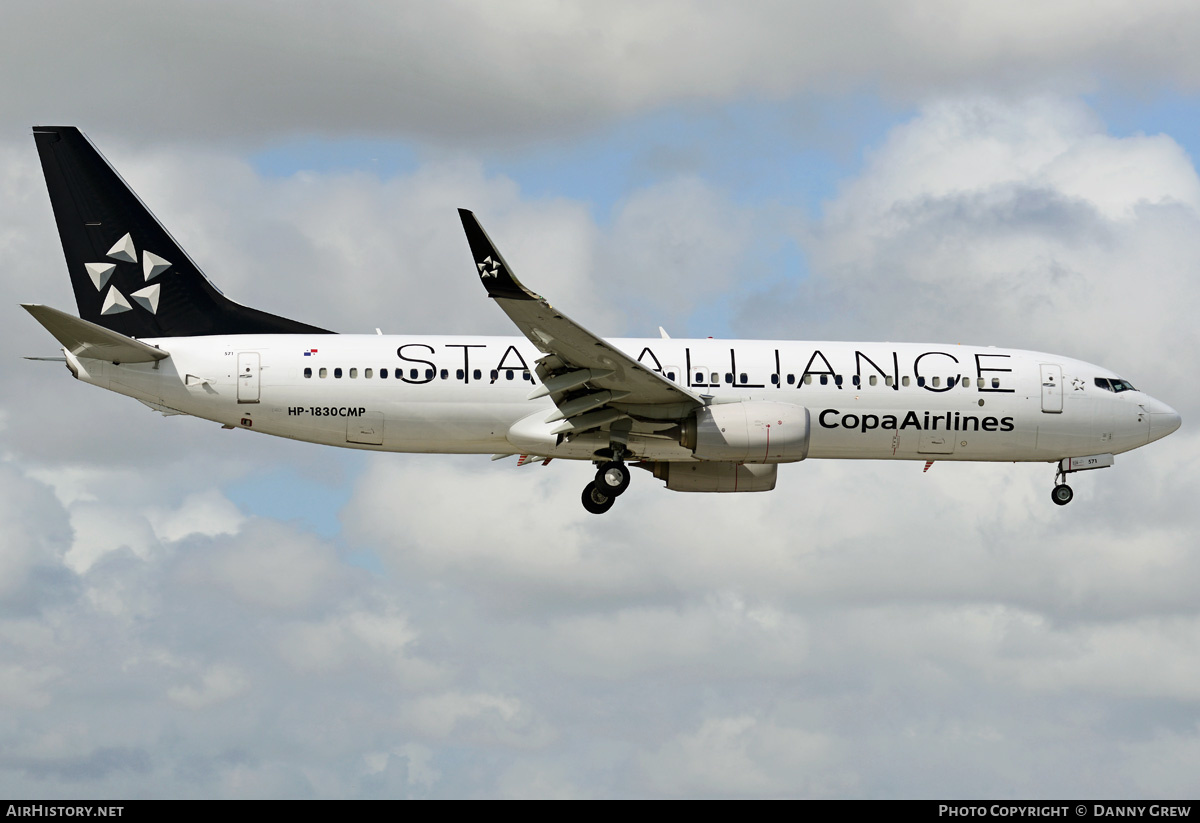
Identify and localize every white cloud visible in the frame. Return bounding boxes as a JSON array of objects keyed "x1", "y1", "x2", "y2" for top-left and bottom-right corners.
[
  {"x1": 0, "y1": 664, "x2": 60, "y2": 710},
  {"x1": 760, "y1": 96, "x2": 1200, "y2": 416},
  {"x1": 401, "y1": 691, "x2": 554, "y2": 748},
  {"x1": 63, "y1": 503, "x2": 159, "y2": 574},
  {"x1": 8, "y1": 2, "x2": 1200, "y2": 144},
  {"x1": 0, "y1": 462, "x2": 73, "y2": 609},
  {"x1": 177, "y1": 520, "x2": 351, "y2": 613},
  {"x1": 639, "y1": 715, "x2": 843, "y2": 797},
  {"x1": 146, "y1": 489, "x2": 246, "y2": 544},
  {"x1": 167, "y1": 663, "x2": 249, "y2": 710},
  {"x1": 276, "y1": 606, "x2": 444, "y2": 689}
]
